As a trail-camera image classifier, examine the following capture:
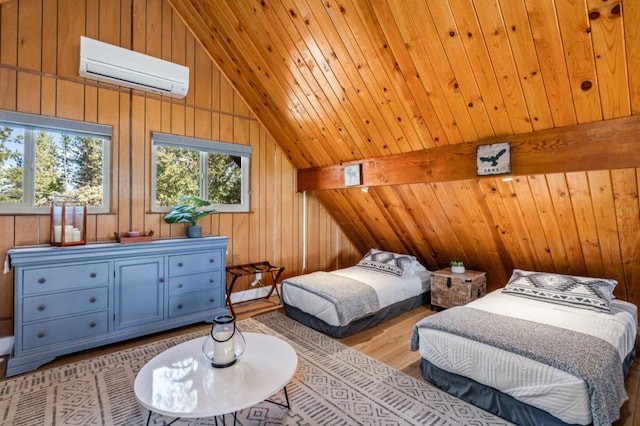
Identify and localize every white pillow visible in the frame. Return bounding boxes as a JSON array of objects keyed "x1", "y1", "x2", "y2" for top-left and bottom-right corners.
[{"x1": 408, "y1": 260, "x2": 431, "y2": 280}]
